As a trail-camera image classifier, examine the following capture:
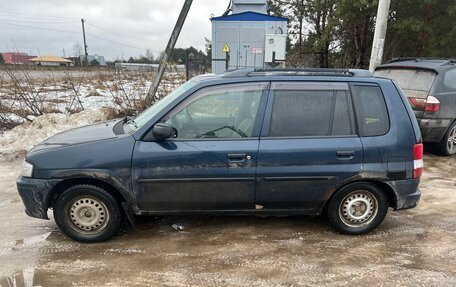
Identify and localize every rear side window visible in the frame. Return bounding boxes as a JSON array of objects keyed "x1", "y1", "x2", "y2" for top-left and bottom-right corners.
[
  {"x1": 269, "y1": 87, "x2": 354, "y2": 137},
  {"x1": 351, "y1": 85, "x2": 389, "y2": 136}
]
